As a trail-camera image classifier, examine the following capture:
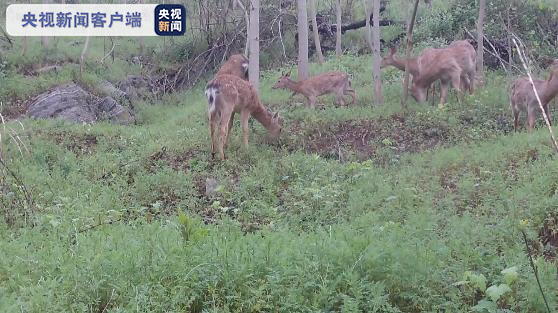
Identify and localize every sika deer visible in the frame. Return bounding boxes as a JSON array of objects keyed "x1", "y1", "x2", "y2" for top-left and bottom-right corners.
[
  {"x1": 410, "y1": 41, "x2": 477, "y2": 106},
  {"x1": 215, "y1": 54, "x2": 249, "y2": 80},
  {"x1": 510, "y1": 59, "x2": 558, "y2": 132},
  {"x1": 272, "y1": 71, "x2": 357, "y2": 108},
  {"x1": 381, "y1": 40, "x2": 476, "y2": 104},
  {"x1": 205, "y1": 74, "x2": 282, "y2": 160}
]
